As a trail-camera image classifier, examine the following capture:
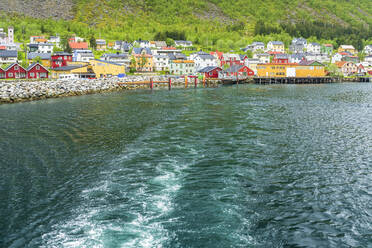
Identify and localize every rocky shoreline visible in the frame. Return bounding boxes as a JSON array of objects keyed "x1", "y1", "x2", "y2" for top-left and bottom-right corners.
[{"x1": 0, "y1": 76, "x2": 207, "y2": 104}]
